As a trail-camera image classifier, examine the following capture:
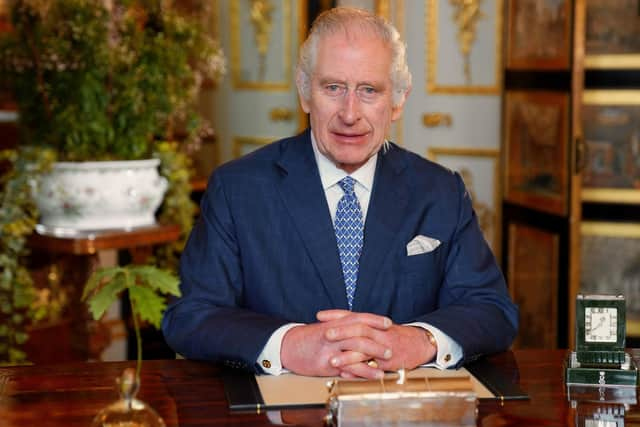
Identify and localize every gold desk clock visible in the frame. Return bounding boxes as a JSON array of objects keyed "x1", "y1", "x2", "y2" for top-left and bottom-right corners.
[{"x1": 565, "y1": 294, "x2": 639, "y2": 387}]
